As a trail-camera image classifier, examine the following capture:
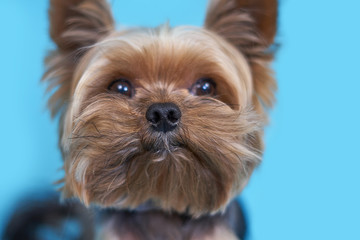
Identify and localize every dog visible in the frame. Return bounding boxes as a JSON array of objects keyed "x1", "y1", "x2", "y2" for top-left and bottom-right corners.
[{"x1": 15, "y1": 0, "x2": 277, "y2": 239}]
